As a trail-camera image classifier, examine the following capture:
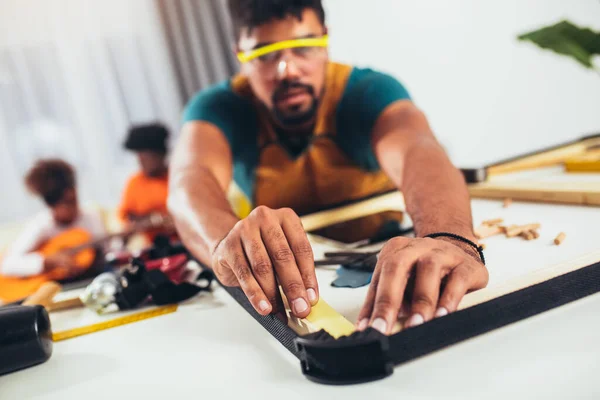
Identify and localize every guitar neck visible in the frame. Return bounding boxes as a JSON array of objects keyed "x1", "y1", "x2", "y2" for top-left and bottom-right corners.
[
  {"x1": 65, "y1": 231, "x2": 131, "y2": 254},
  {"x1": 66, "y1": 213, "x2": 172, "y2": 254}
]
